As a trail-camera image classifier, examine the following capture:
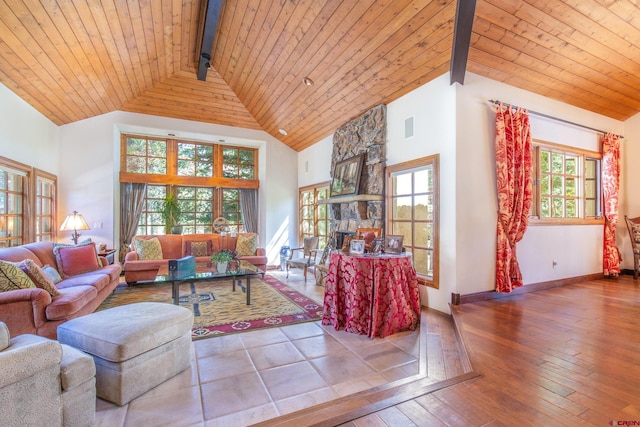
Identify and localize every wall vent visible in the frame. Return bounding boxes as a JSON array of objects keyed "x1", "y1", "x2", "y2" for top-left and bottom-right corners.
[{"x1": 404, "y1": 116, "x2": 414, "y2": 139}]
